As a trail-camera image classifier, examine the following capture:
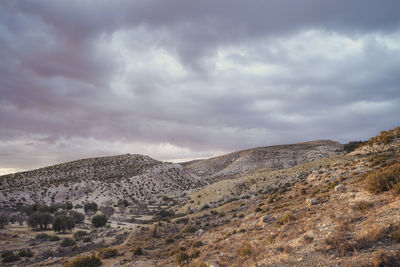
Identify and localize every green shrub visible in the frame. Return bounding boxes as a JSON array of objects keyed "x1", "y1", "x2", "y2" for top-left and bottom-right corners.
[
  {"x1": 133, "y1": 247, "x2": 143, "y2": 256},
  {"x1": 84, "y1": 202, "x2": 98, "y2": 214},
  {"x1": 83, "y1": 237, "x2": 91, "y2": 243},
  {"x1": 183, "y1": 225, "x2": 197, "y2": 233},
  {"x1": 2, "y1": 253, "x2": 20, "y2": 263},
  {"x1": 240, "y1": 243, "x2": 252, "y2": 257},
  {"x1": 1, "y1": 251, "x2": 13, "y2": 258},
  {"x1": 352, "y1": 201, "x2": 373, "y2": 212},
  {"x1": 254, "y1": 207, "x2": 262, "y2": 212},
  {"x1": 36, "y1": 233, "x2": 50, "y2": 240},
  {"x1": 17, "y1": 249, "x2": 33, "y2": 257},
  {"x1": 91, "y1": 214, "x2": 108, "y2": 228},
  {"x1": 365, "y1": 164, "x2": 400, "y2": 194},
  {"x1": 63, "y1": 254, "x2": 102, "y2": 267},
  {"x1": 60, "y1": 237, "x2": 76, "y2": 247},
  {"x1": 175, "y1": 251, "x2": 189, "y2": 265},
  {"x1": 49, "y1": 235, "x2": 60, "y2": 241},
  {"x1": 97, "y1": 248, "x2": 118, "y2": 259},
  {"x1": 73, "y1": 230, "x2": 88, "y2": 241}
]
